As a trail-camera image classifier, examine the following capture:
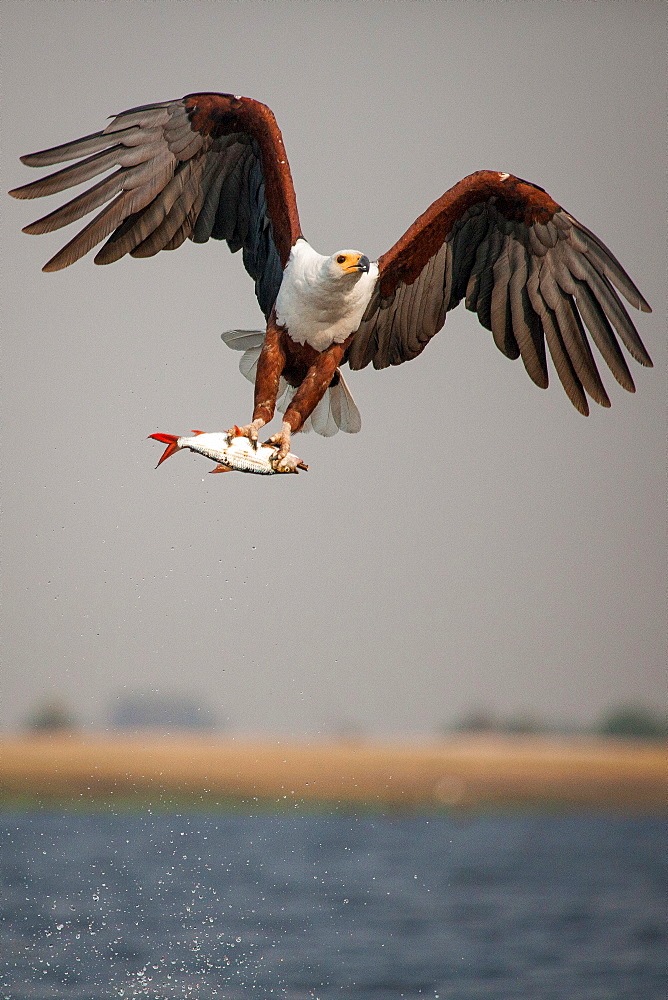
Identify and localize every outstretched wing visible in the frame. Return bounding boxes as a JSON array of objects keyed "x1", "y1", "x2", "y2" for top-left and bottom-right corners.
[
  {"x1": 347, "y1": 171, "x2": 652, "y2": 414},
  {"x1": 9, "y1": 93, "x2": 303, "y2": 317}
]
